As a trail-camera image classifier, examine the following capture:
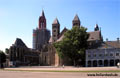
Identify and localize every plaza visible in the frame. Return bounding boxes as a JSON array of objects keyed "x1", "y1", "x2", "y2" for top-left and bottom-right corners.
[{"x1": 1, "y1": 67, "x2": 120, "y2": 78}]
